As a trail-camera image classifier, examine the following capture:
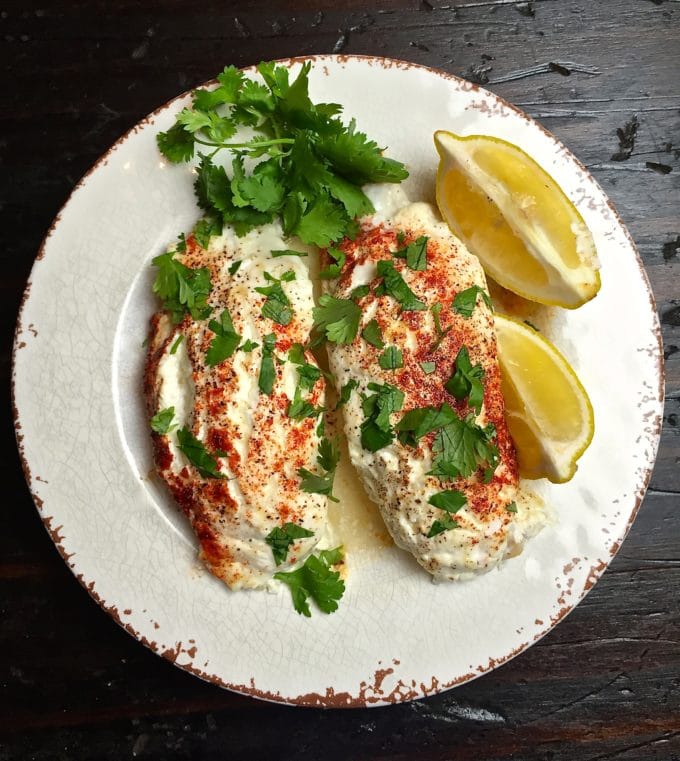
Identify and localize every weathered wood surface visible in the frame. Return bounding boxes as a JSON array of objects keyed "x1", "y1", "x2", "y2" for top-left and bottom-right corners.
[{"x1": 1, "y1": 1, "x2": 678, "y2": 759}]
